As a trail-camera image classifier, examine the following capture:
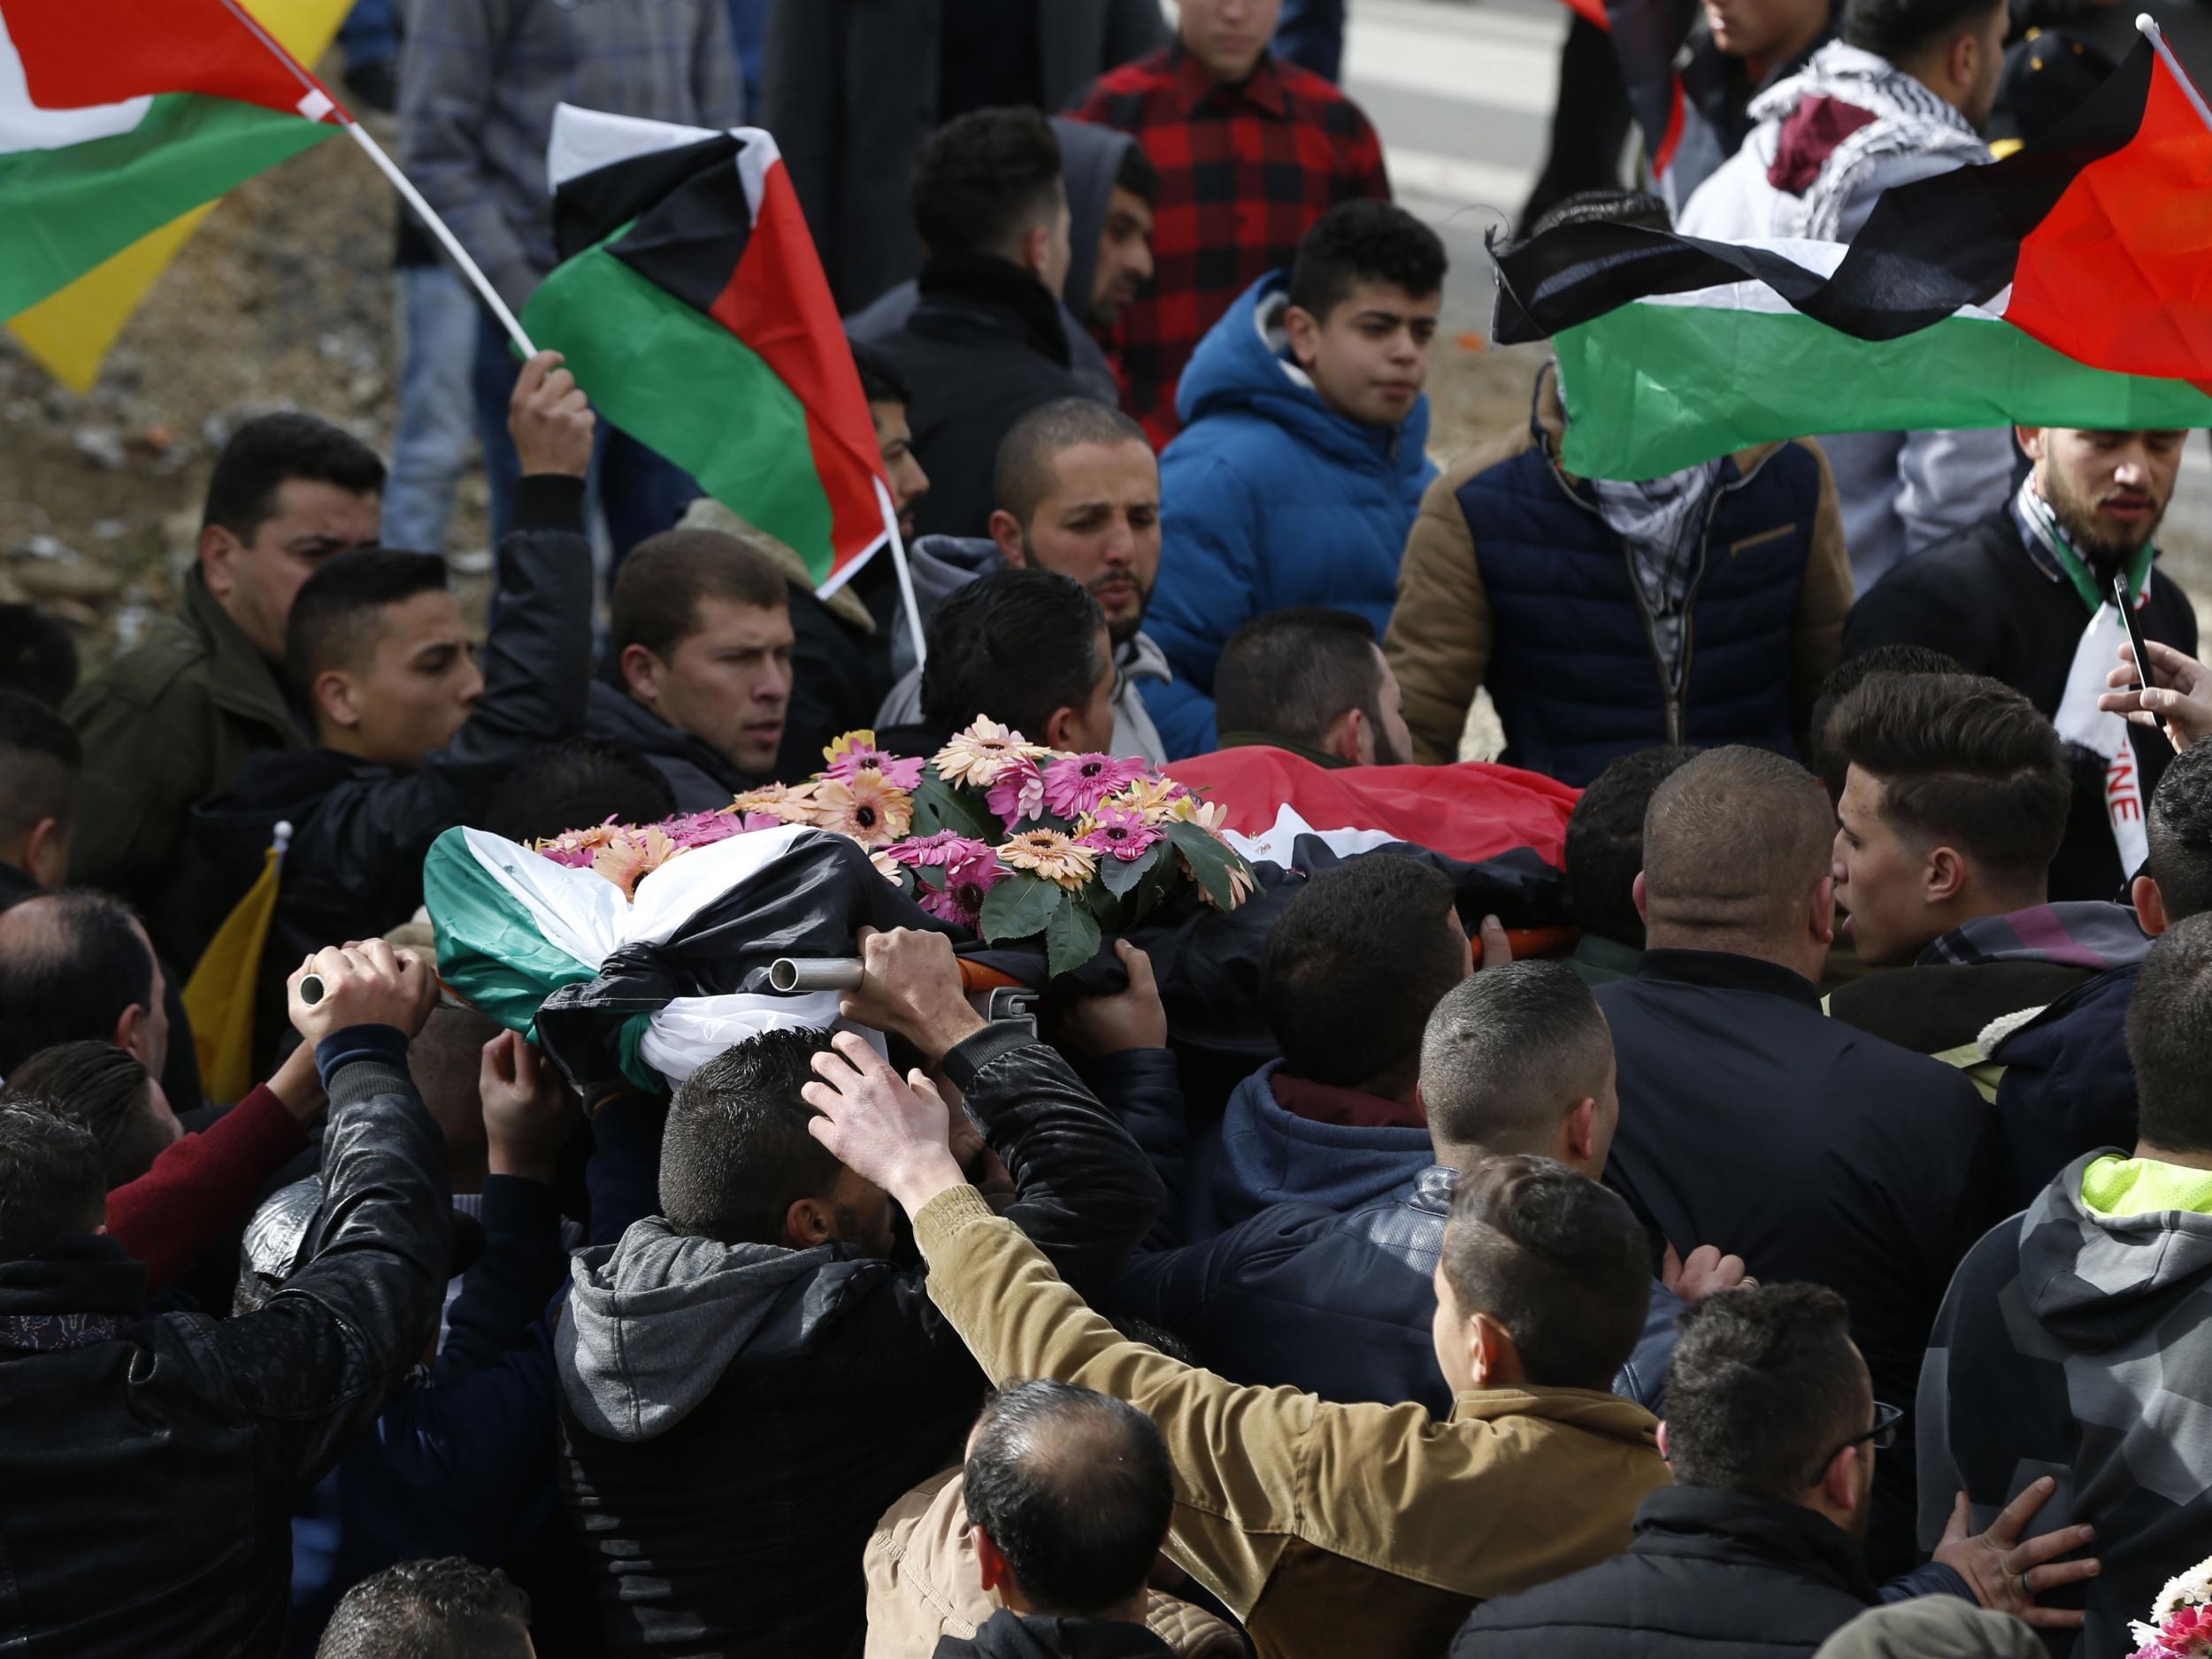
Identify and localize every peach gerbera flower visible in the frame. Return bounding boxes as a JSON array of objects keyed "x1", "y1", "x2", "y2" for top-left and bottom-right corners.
[
  {"x1": 932, "y1": 717, "x2": 1047, "y2": 789},
  {"x1": 810, "y1": 772, "x2": 913, "y2": 849},
  {"x1": 996, "y1": 828, "x2": 1097, "y2": 891}
]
